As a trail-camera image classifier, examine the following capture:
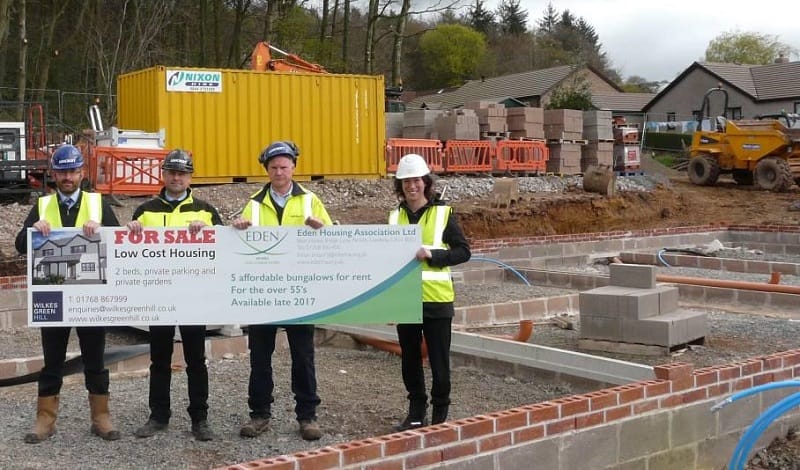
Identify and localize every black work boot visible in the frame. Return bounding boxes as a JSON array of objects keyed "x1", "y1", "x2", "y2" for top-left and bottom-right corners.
[
  {"x1": 191, "y1": 420, "x2": 214, "y2": 441},
  {"x1": 134, "y1": 418, "x2": 168, "y2": 438},
  {"x1": 431, "y1": 405, "x2": 449, "y2": 425},
  {"x1": 394, "y1": 401, "x2": 428, "y2": 431}
]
